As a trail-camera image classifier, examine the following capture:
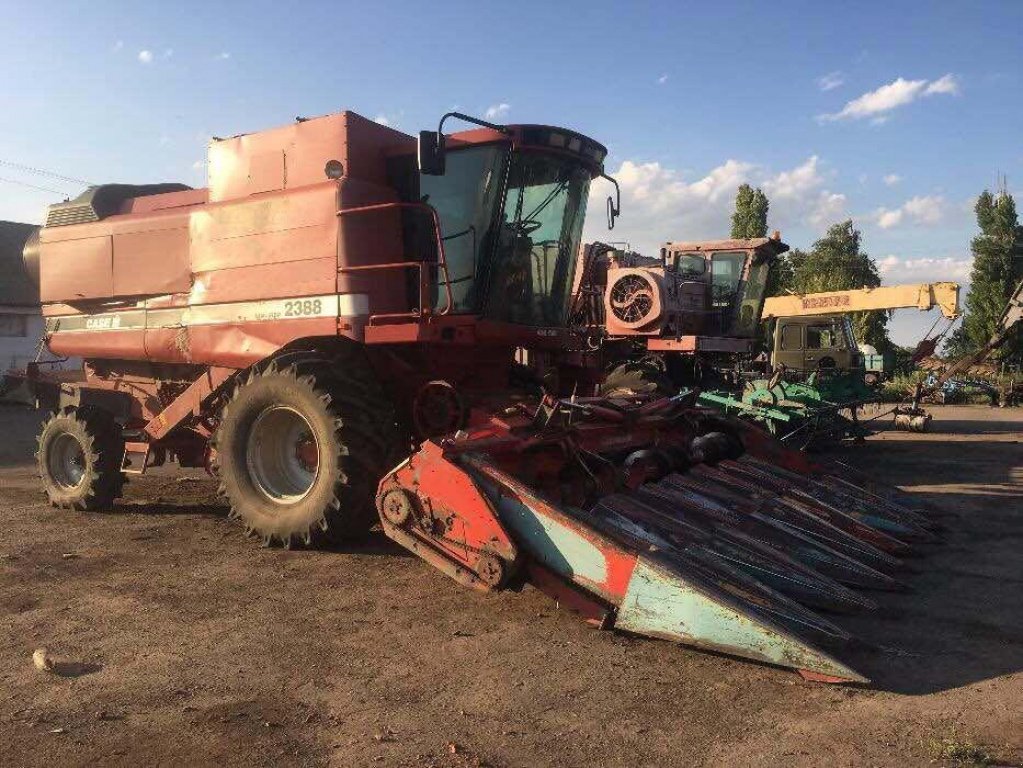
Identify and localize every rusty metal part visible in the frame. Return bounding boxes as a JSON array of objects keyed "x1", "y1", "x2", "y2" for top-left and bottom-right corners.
[
  {"x1": 474, "y1": 552, "x2": 507, "y2": 589},
  {"x1": 412, "y1": 380, "x2": 466, "y2": 439},
  {"x1": 379, "y1": 487, "x2": 415, "y2": 527}
]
